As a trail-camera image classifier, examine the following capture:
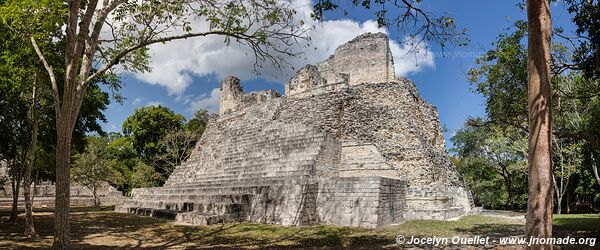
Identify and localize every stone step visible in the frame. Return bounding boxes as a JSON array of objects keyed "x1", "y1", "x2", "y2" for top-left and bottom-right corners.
[
  {"x1": 222, "y1": 130, "x2": 321, "y2": 139},
  {"x1": 123, "y1": 200, "x2": 247, "y2": 215},
  {"x1": 178, "y1": 148, "x2": 321, "y2": 167},
  {"x1": 165, "y1": 177, "x2": 284, "y2": 187},
  {"x1": 165, "y1": 168, "x2": 315, "y2": 186},
  {"x1": 123, "y1": 207, "x2": 181, "y2": 220},
  {"x1": 190, "y1": 158, "x2": 319, "y2": 168},
  {"x1": 133, "y1": 193, "x2": 248, "y2": 201},
  {"x1": 403, "y1": 207, "x2": 465, "y2": 220},
  {"x1": 133, "y1": 183, "x2": 281, "y2": 196},
  {"x1": 176, "y1": 170, "x2": 313, "y2": 181},
  {"x1": 175, "y1": 211, "x2": 245, "y2": 225},
  {"x1": 191, "y1": 143, "x2": 325, "y2": 156},
  {"x1": 164, "y1": 178, "x2": 286, "y2": 188}
]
